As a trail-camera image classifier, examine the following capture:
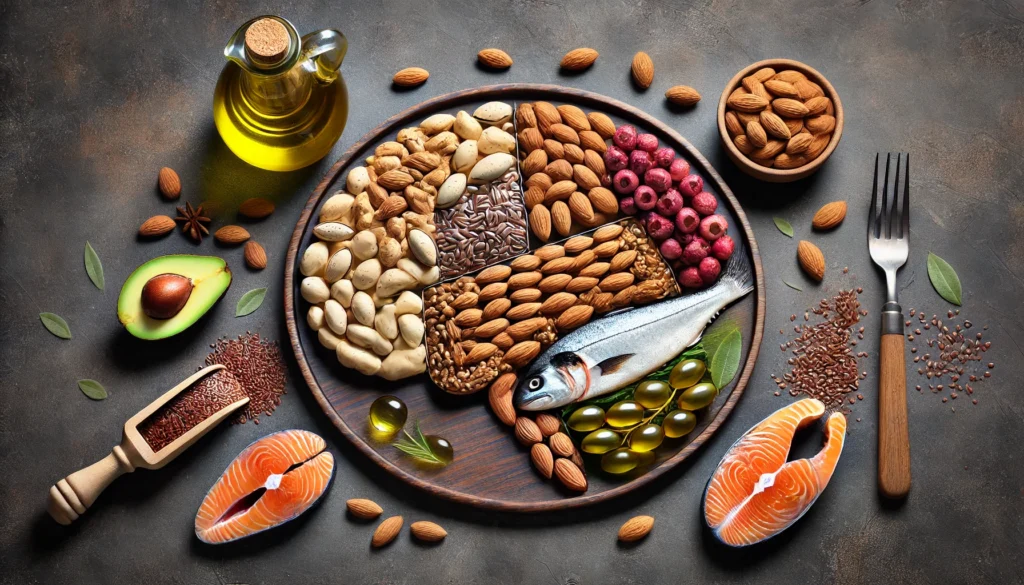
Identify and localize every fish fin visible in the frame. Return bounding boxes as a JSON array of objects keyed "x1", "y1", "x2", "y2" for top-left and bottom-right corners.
[{"x1": 596, "y1": 354, "x2": 634, "y2": 375}]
